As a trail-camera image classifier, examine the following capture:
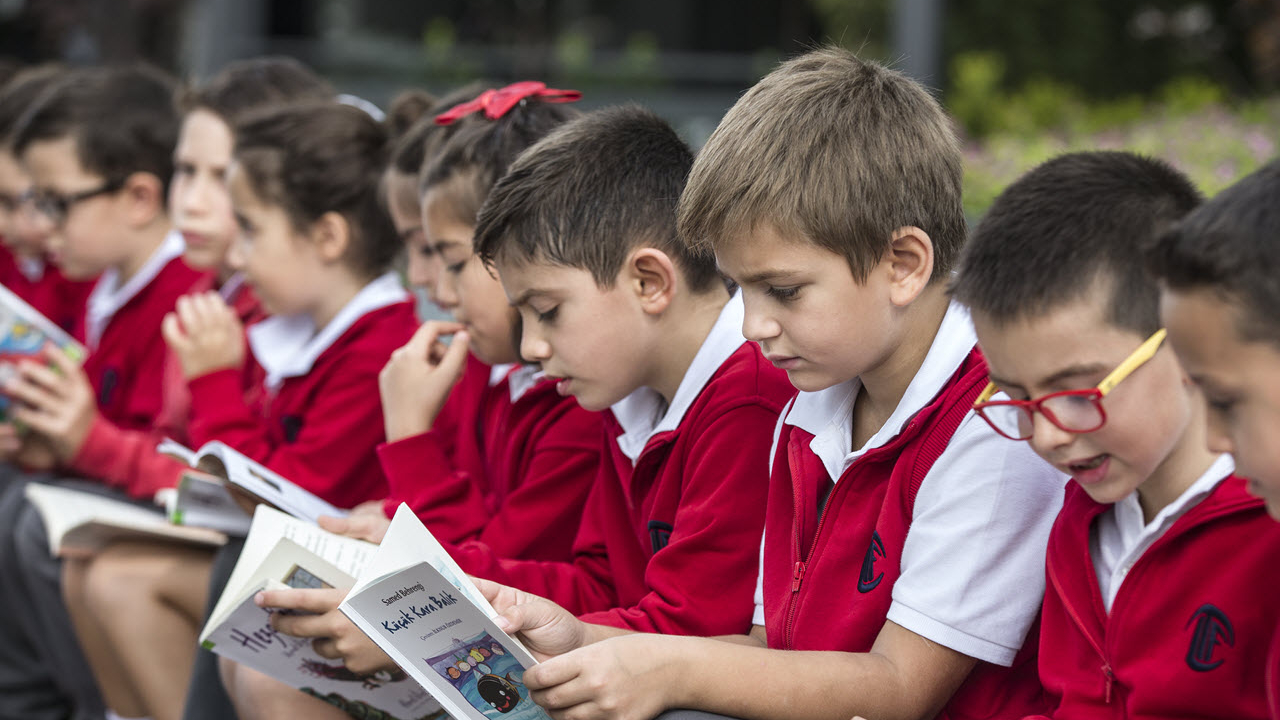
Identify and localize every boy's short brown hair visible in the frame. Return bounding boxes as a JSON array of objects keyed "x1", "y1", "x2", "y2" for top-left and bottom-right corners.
[
  {"x1": 678, "y1": 46, "x2": 965, "y2": 283},
  {"x1": 474, "y1": 105, "x2": 720, "y2": 292}
]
